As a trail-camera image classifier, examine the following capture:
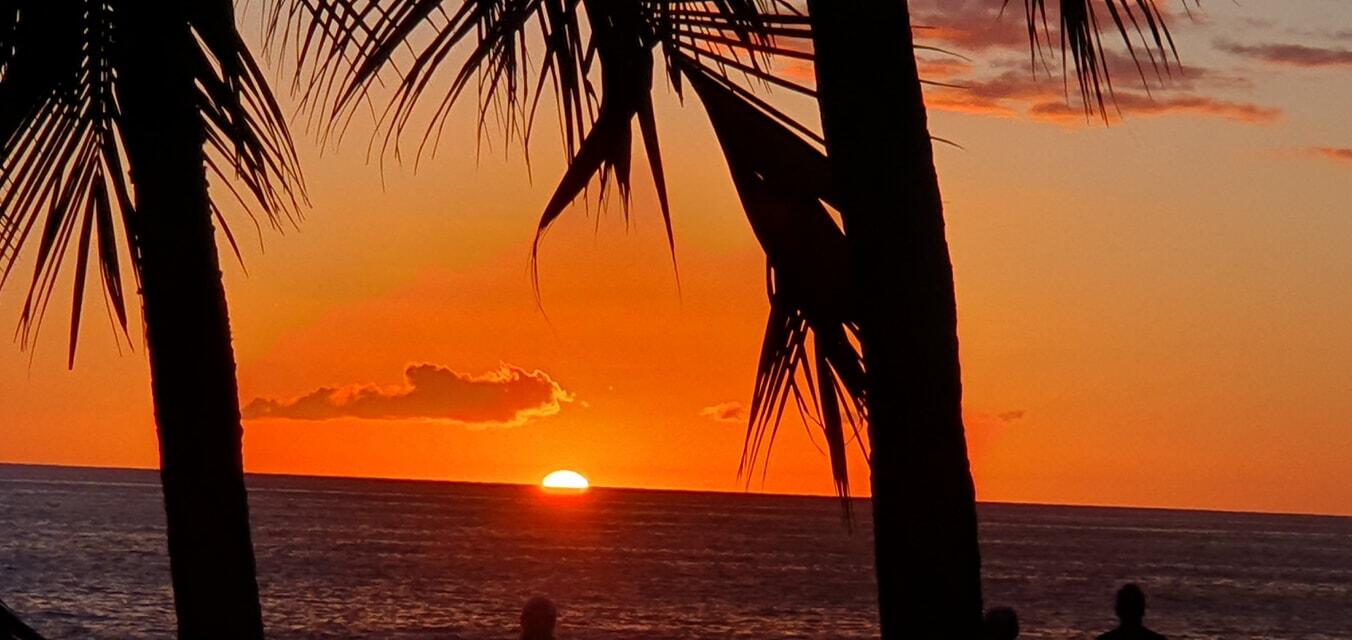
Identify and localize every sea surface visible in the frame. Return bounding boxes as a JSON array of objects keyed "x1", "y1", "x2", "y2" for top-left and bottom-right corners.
[{"x1": 2, "y1": 464, "x2": 1349, "y2": 639}]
